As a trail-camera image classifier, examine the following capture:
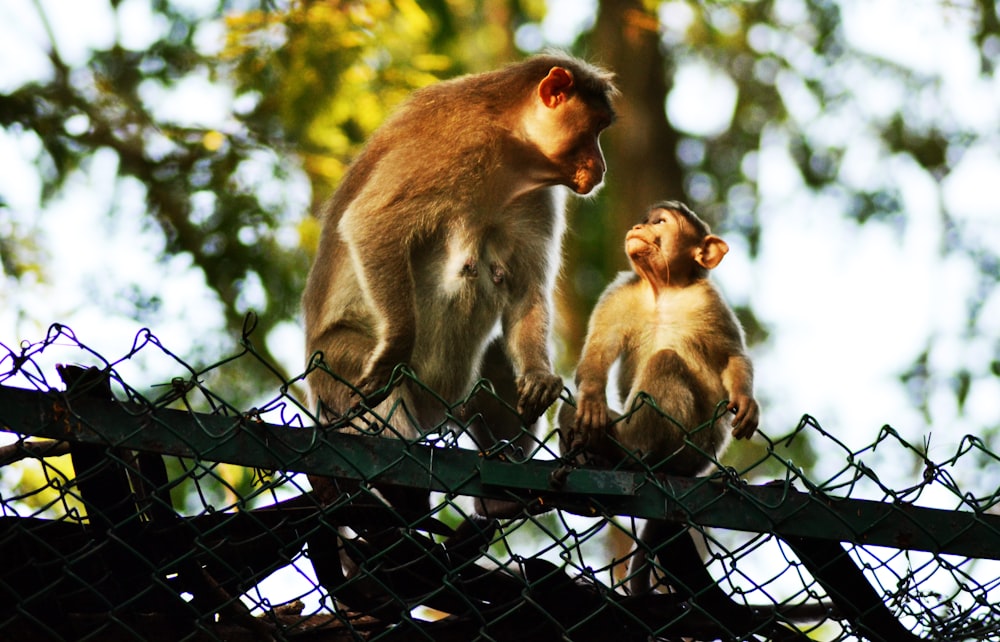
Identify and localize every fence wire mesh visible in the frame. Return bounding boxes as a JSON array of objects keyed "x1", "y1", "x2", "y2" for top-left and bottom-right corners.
[{"x1": 1, "y1": 323, "x2": 1000, "y2": 641}]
